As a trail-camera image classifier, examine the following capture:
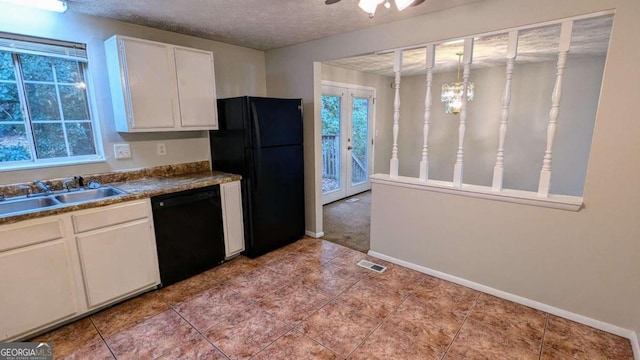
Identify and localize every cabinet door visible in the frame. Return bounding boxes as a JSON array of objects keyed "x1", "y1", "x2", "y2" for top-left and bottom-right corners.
[
  {"x1": 174, "y1": 47, "x2": 218, "y2": 129},
  {"x1": 221, "y1": 181, "x2": 245, "y2": 258},
  {"x1": 76, "y1": 219, "x2": 159, "y2": 309},
  {"x1": 121, "y1": 38, "x2": 179, "y2": 130},
  {"x1": 0, "y1": 240, "x2": 80, "y2": 340}
]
